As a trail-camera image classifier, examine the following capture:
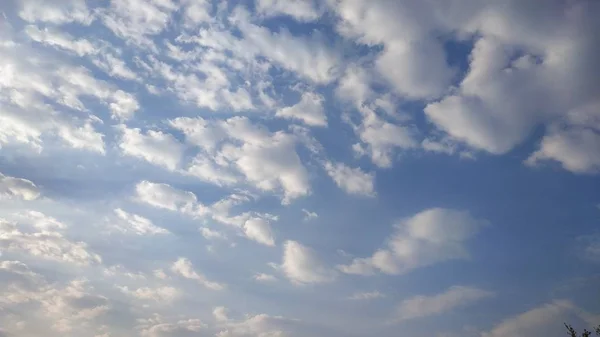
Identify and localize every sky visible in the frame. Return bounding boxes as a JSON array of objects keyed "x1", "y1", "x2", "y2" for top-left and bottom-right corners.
[{"x1": 0, "y1": 0, "x2": 599, "y2": 336}]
